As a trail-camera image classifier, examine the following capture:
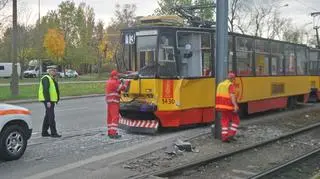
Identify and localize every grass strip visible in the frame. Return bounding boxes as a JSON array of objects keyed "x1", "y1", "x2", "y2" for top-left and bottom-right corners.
[{"x1": 0, "y1": 82, "x2": 105, "y2": 101}]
